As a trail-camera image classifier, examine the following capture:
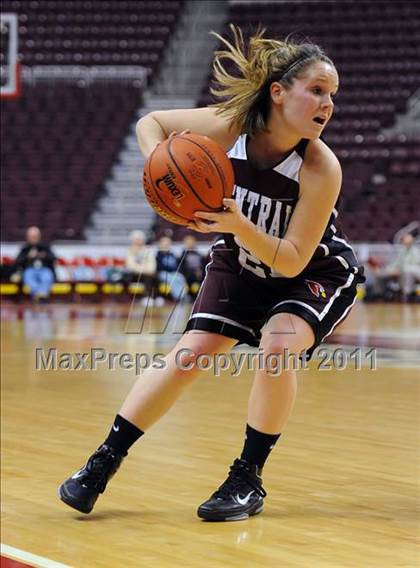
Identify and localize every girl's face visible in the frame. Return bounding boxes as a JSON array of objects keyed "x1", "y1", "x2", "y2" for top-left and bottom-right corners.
[{"x1": 274, "y1": 61, "x2": 339, "y2": 140}]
